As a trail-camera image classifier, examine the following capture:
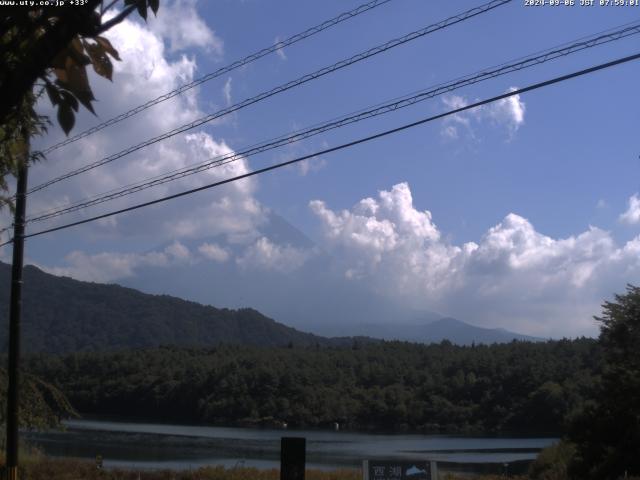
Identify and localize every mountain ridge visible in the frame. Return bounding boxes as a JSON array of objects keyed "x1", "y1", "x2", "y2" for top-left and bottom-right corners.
[
  {"x1": 0, "y1": 262, "x2": 354, "y2": 353},
  {"x1": 0, "y1": 261, "x2": 541, "y2": 352}
]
